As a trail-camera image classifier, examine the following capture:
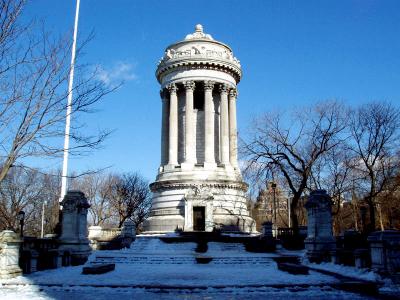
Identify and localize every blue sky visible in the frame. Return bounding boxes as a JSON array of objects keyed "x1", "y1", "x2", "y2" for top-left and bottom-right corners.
[{"x1": 24, "y1": 0, "x2": 400, "y2": 181}]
